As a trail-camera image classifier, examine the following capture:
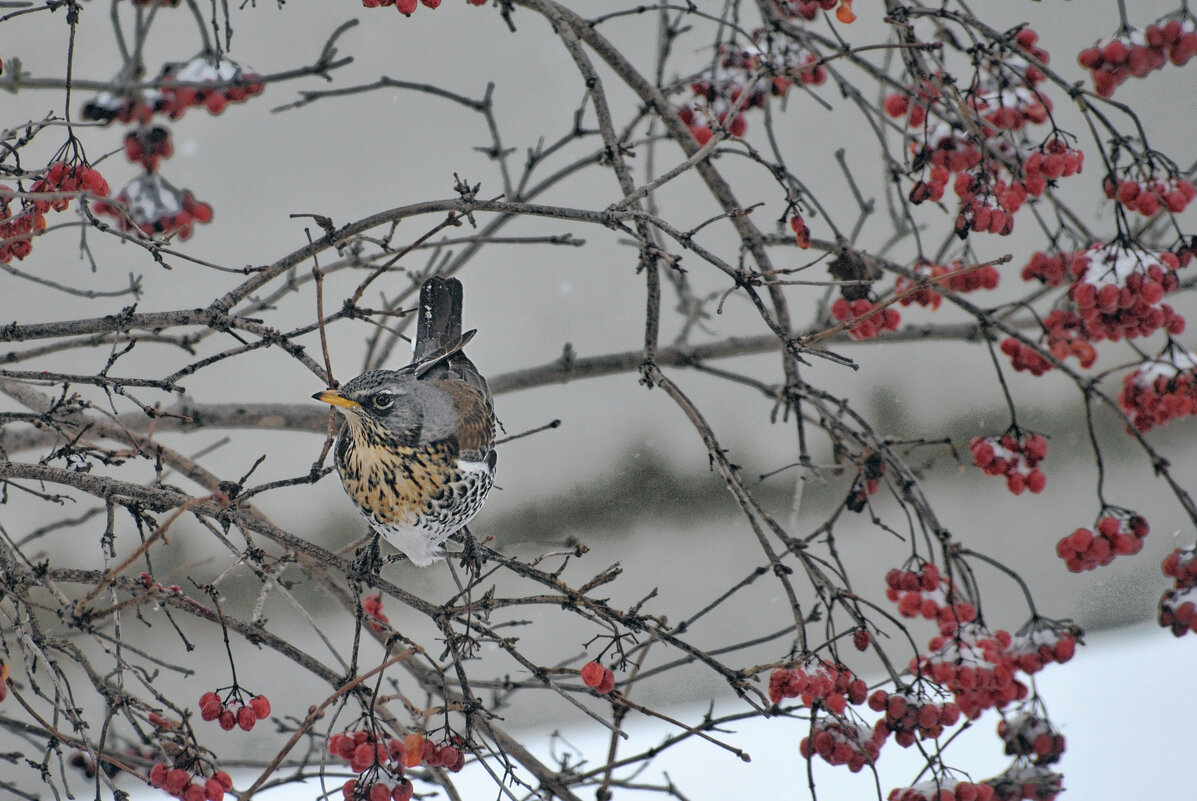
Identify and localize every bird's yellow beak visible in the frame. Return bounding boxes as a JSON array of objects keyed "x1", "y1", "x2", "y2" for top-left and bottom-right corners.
[{"x1": 312, "y1": 389, "x2": 360, "y2": 410}]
